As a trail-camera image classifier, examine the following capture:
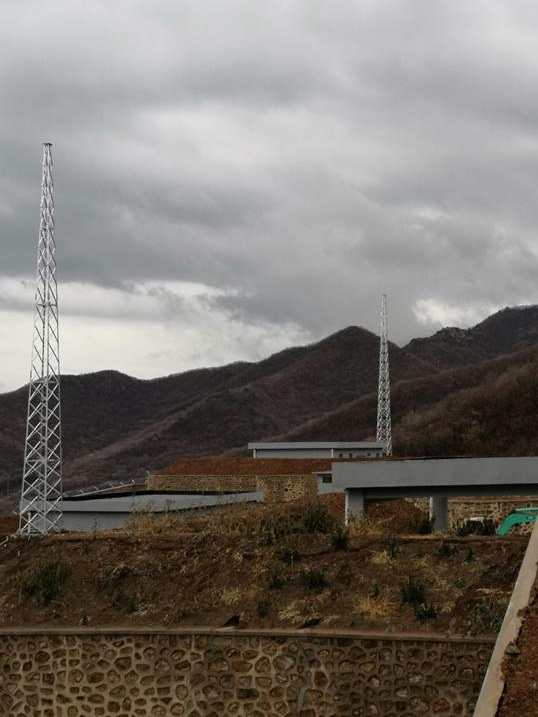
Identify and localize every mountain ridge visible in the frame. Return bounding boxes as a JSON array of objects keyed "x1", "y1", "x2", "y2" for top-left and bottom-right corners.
[{"x1": 2, "y1": 305, "x2": 538, "y2": 508}]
